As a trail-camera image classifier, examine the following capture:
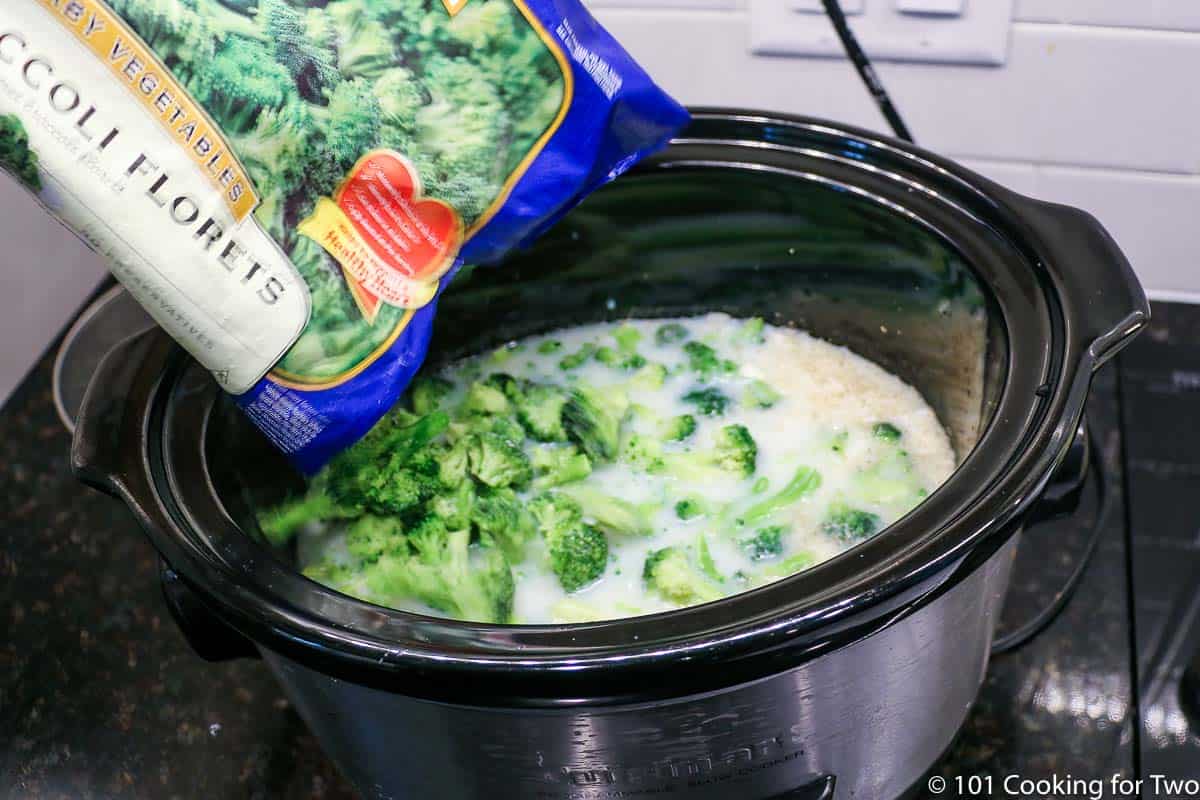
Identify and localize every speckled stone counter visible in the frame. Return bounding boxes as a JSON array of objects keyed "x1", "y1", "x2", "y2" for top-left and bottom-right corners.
[{"x1": 0, "y1": 304, "x2": 1158, "y2": 799}]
